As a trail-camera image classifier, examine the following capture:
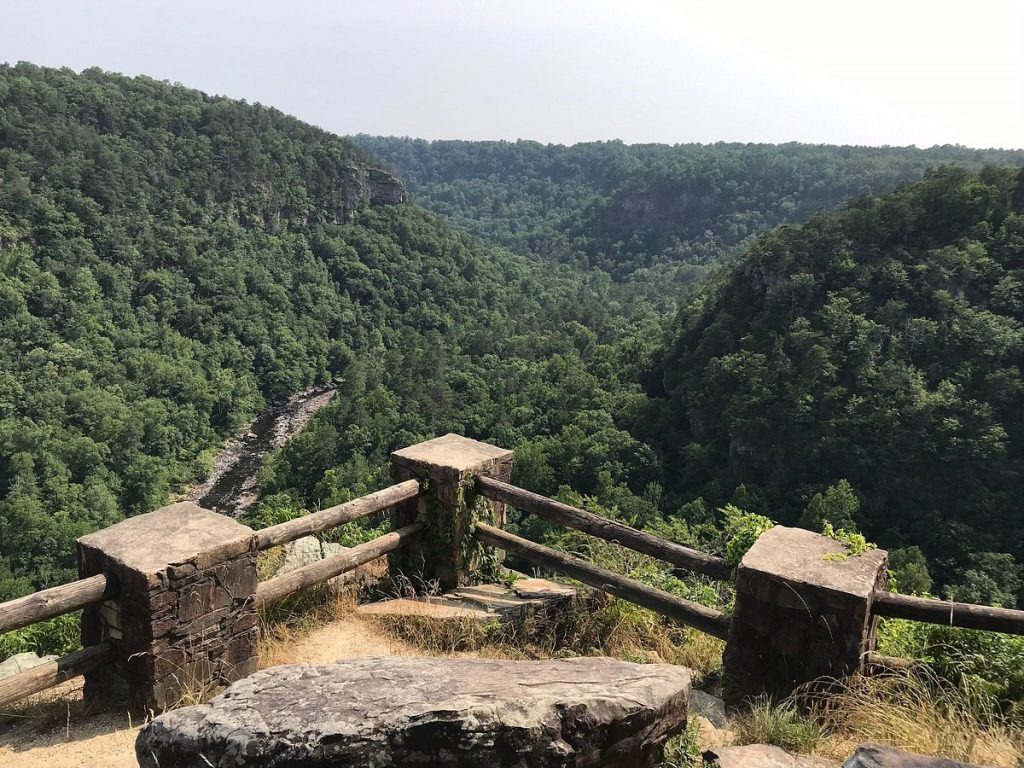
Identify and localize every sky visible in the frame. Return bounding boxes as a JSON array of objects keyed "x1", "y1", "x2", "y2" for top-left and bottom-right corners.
[{"x1": 2, "y1": 0, "x2": 1022, "y2": 148}]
